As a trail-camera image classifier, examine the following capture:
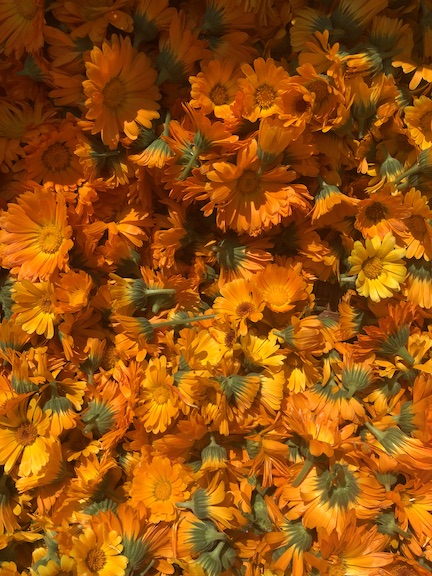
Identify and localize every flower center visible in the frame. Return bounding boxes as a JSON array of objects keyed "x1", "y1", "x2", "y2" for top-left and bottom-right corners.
[
  {"x1": 419, "y1": 110, "x2": 432, "y2": 133},
  {"x1": 15, "y1": 0, "x2": 37, "y2": 19},
  {"x1": 255, "y1": 84, "x2": 277, "y2": 109},
  {"x1": 152, "y1": 385, "x2": 171, "y2": 405},
  {"x1": 209, "y1": 84, "x2": 229, "y2": 106},
  {"x1": 295, "y1": 96, "x2": 310, "y2": 114},
  {"x1": 38, "y1": 295, "x2": 54, "y2": 313},
  {"x1": 15, "y1": 423, "x2": 38, "y2": 446},
  {"x1": 86, "y1": 547, "x2": 106, "y2": 572},
  {"x1": 308, "y1": 79, "x2": 329, "y2": 103},
  {"x1": 103, "y1": 77, "x2": 126, "y2": 109},
  {"x1": 237, "y1": 169, "x2": 260, "y2": 195},
  {"x1": 389, "y1": 563, "x2": 418, "y2": 576},
  {"x1": 265, "y1": 286, "x2": 291, "y2": 307},
  {"x1": 101, "y1": 345, "x2": 120, "y2": 370},
  {"x1": 364, "y1": 201, "x2": 388, "y2": 224},
  {"x1": 327, "y1": 561, "x2": 346, "y2": 576},
  {"x1": 38, "y1": 224, "x2": 64, "y2": 254},
  {"x1": 42, "y1": 142, "x2": 72, "y2": 172},
  {"x1": 69, "y1": 289, "x2": 86, "y2": 307},
  {"x1": 406, "y1": 214, "x2": 427, "y2": 237},
  {"x1": 153, "y1": 479, "x2": 172, "y2": 501},
  {"x1": 236, "y1": 302, "x2": 255, "y2": 317},
  {"x1": 362, "y1": 256, "x2": 384, "y2": 279}
]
